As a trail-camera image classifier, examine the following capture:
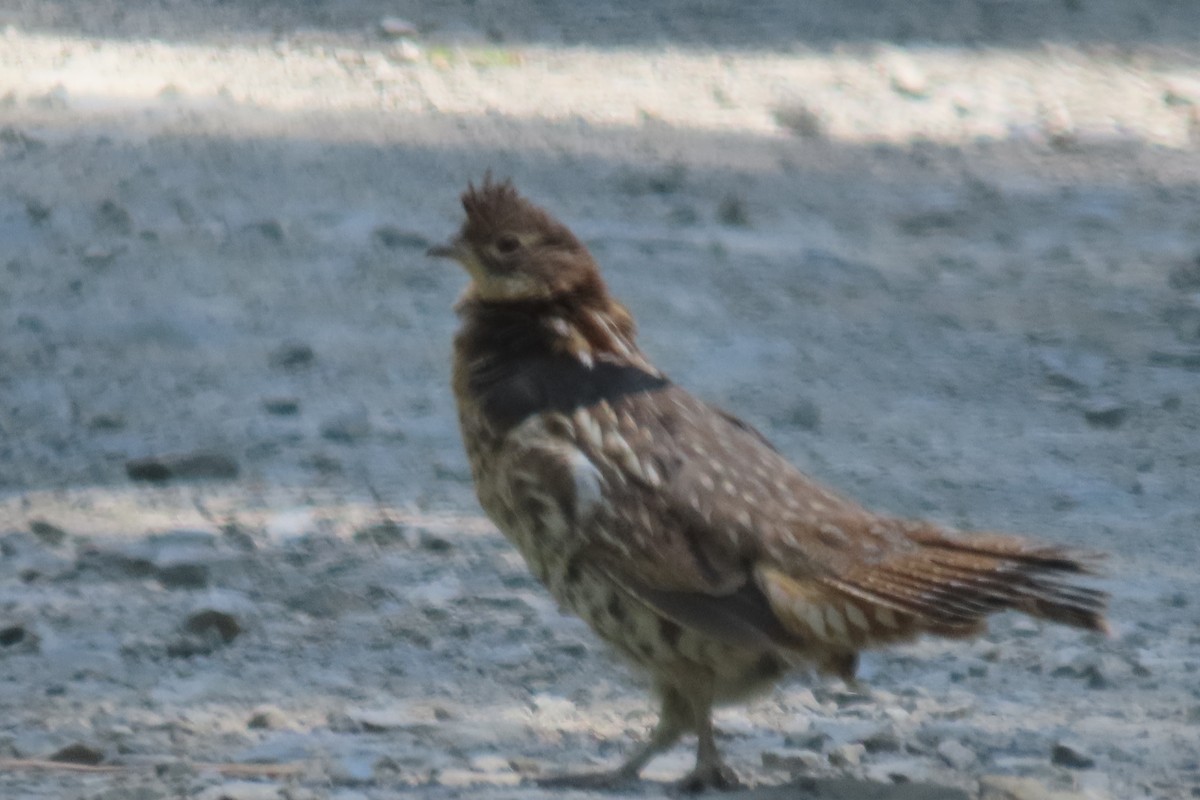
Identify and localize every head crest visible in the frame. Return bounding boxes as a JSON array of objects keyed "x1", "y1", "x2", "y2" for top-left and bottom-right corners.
[{"x1": 459, "y1": 173, "x2": 571, "y2": 247}]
